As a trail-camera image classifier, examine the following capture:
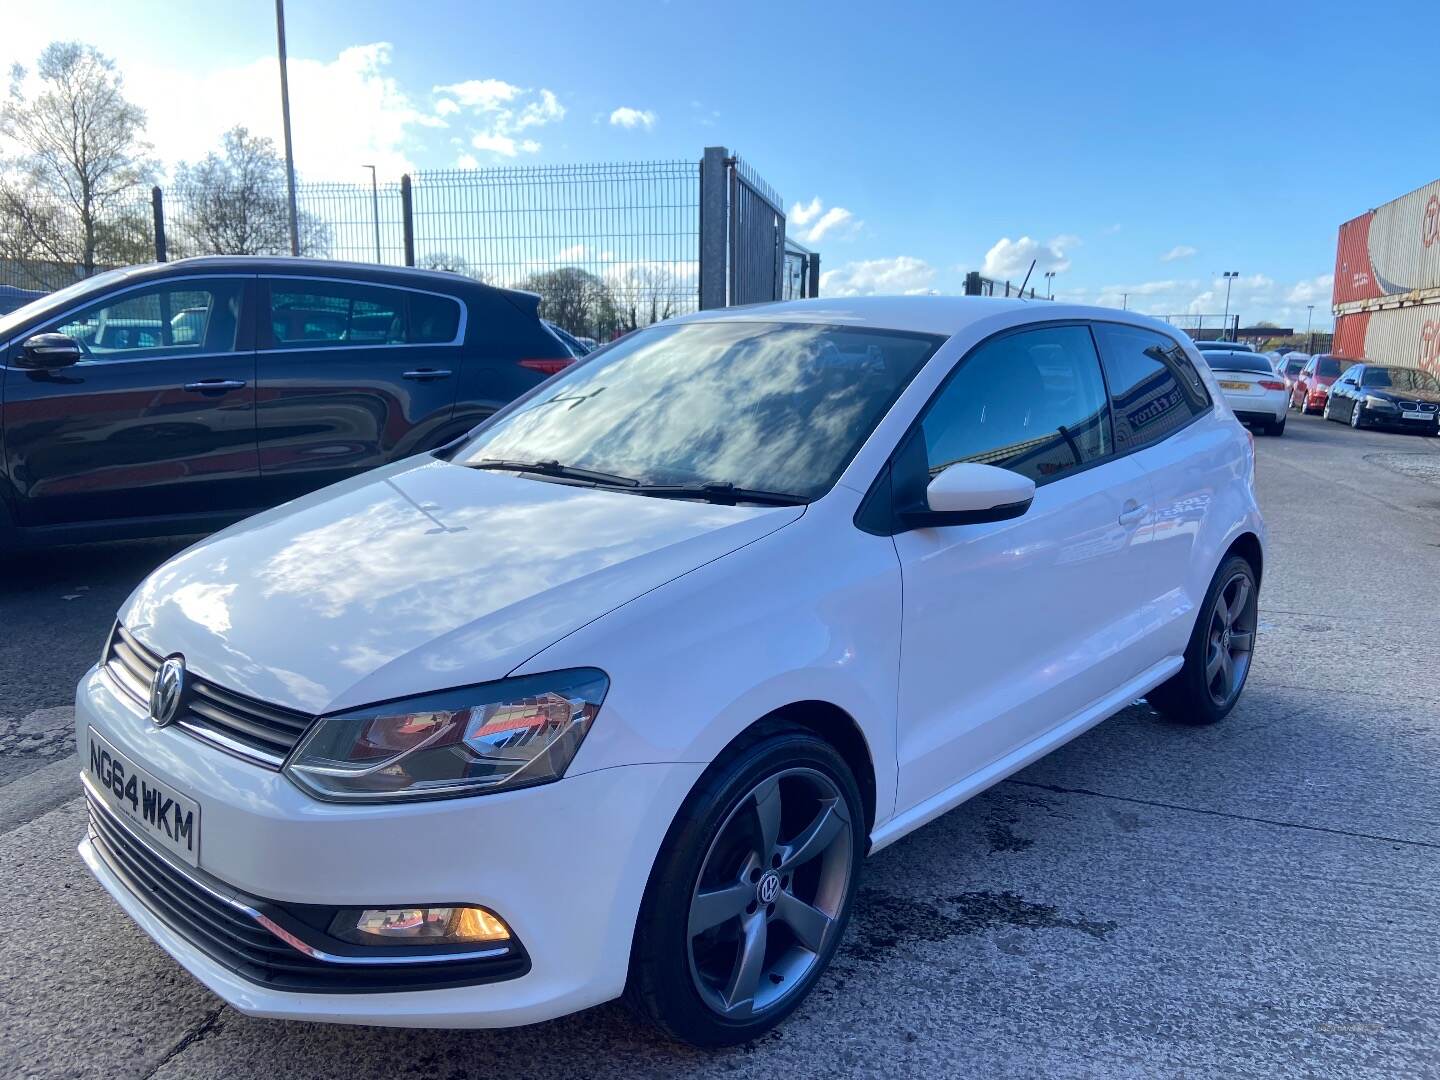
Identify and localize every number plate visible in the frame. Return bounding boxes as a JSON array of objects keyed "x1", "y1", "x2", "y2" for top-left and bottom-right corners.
[
  {"x1": 1401, "y1": 410, "x2": 1430, "y2": 421},
  {"x1": 87, "y1": 728, "x2": 200, "y2": 866},
  {"x1": 1219, "y1": 381, "x2": 1251, "y2": 392}
]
